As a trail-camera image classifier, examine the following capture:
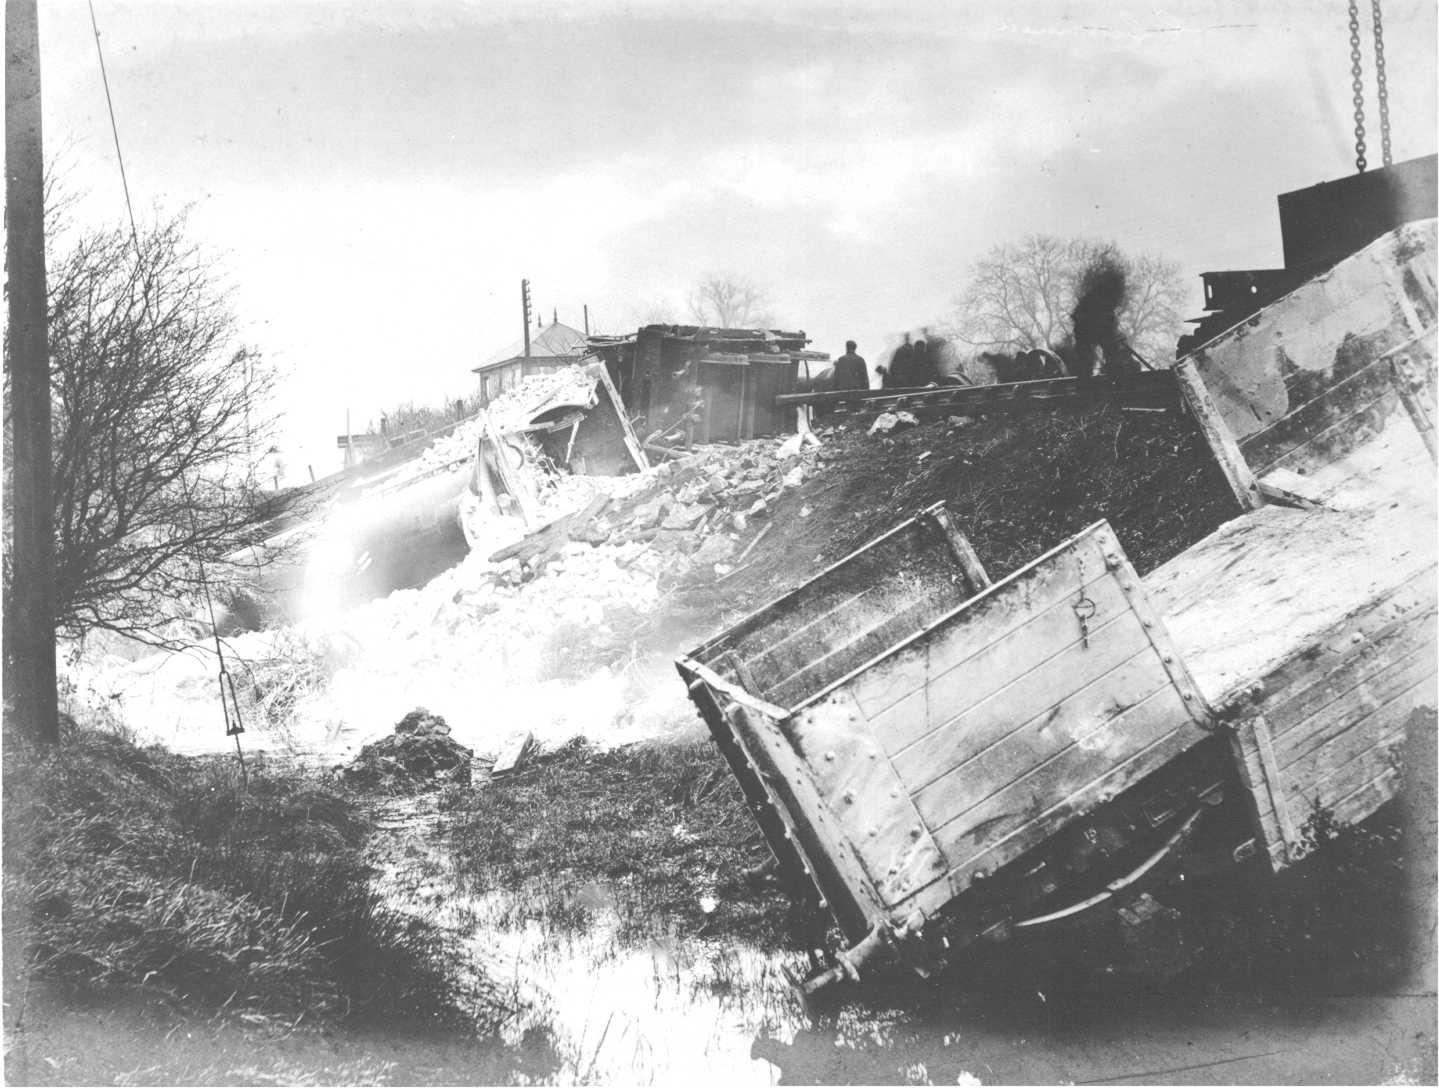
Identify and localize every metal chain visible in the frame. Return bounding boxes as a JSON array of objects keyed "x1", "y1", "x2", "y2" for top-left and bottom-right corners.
[
  {"x1": 1349, "y1": 0, "x2": 1367, "y2": 172},
  {"x1": 1071, "y1": 555, "x2": 1096, "y2": 650},
  {"x1": 1371, "y1": 0, "x2": 1392, "y2": 166}
]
